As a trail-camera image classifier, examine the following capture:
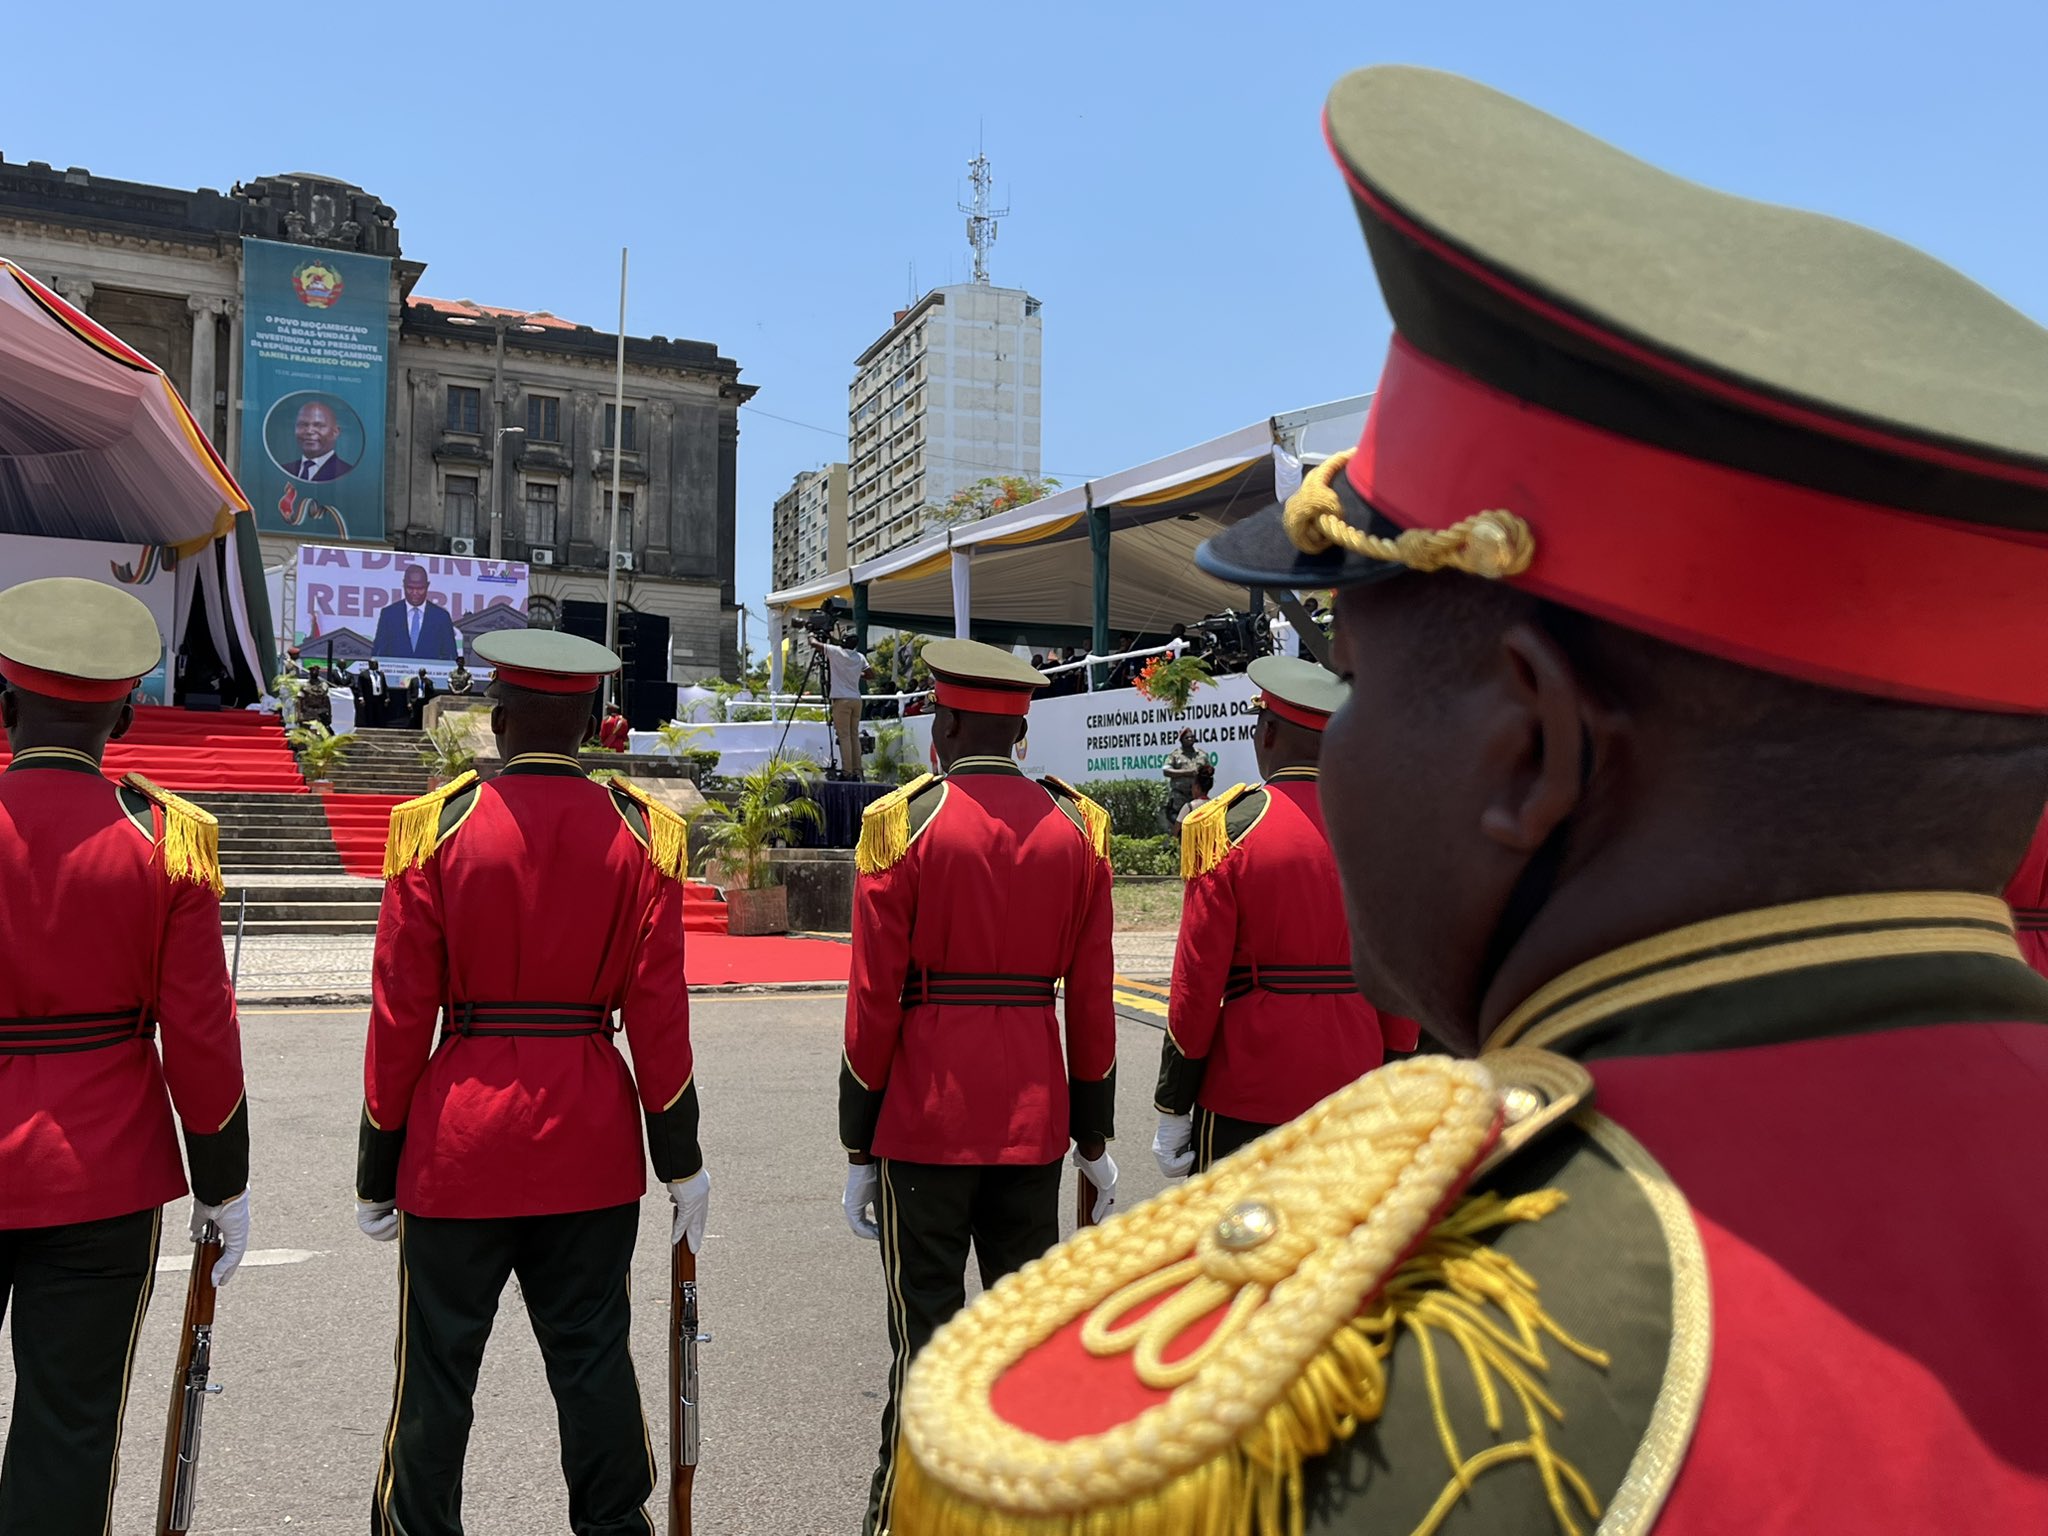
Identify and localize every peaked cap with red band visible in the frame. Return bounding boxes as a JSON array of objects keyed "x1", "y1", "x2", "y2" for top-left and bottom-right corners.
[
  {"x1": 0, "y1": 577, "x2": 161, "y2": 703},
  {"x1": 1199, "y1": 66, "x2": 2048, "y2": 714},
  {"x1": 469, "y1": 627, "x2": 619, "y2": 695},
  {"x1": 924, "y1": 637, "x2": 1046, "y2": 718},
  {"x1": 1246, "y1": 654, "x2": 1347, "y2": 731}
]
